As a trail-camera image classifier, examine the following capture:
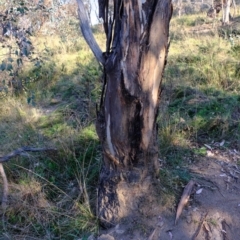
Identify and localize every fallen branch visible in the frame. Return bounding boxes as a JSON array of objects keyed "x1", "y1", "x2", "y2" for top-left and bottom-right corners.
[
  {"x1": 175, "y1": 180, "x2": 196, "y2": 225},
  {"x1": 192, "y1": 212, "x2": 208, "y2": 240},
  {"x1": 0, "y1": 147, "x2": 56, "y2": 163},
  {"x1": 203, "y1": 221, "x2": 211, "y2": 240},
  {"x1": 0, "y1": 146, "x2": 56, "y2": 207},
  {"x1": 222, "y1": 219, "x2": 230, "y2": 240}
]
